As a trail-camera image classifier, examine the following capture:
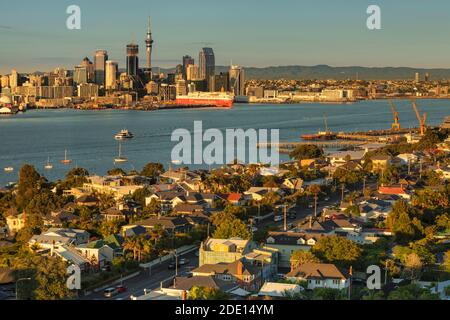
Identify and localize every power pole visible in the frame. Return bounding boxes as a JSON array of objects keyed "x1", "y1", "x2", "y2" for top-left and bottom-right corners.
[
  {"x1": 314, "y1": 194, "x2": 318, "y2": 218},
  {"x1": 341, "y1": 184, "x2": 345, "y2": 205},
  {"x1": 283, "y1": 205, "x2": 287, "y2": 231}
]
